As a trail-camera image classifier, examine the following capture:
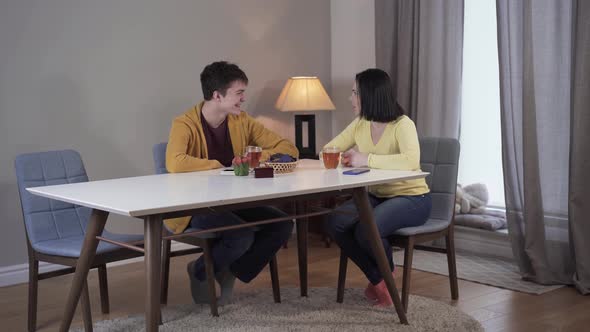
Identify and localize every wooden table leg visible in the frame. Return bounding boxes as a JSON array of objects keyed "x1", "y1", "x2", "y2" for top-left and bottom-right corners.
[
  {"x1": 80, "y1": 280, "x2": 93, "y2": 332},
  {"x1": 352, "y1": 188, "x2": 409, "y2": 325},
  {"x1": 295, "y1": 201, "x2": 308, "y2": 297},
  {"x1": 145, "y1": 215, "x2": 163, "y2": 332},
  {"x1": 59, "y1": 209, "x2": 108, "y2": 332}
]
